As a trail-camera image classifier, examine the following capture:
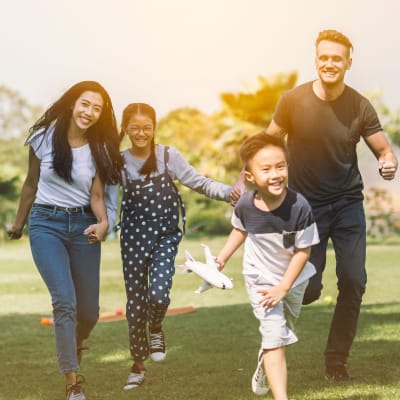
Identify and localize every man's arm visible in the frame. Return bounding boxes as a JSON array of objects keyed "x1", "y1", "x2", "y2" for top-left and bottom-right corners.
[
  {"x1": 265, "y1": 119, "x2": 286, "y2": 138},
  {"x1": 364, "y1": 131, "x2": 398, "y2": 180}
]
